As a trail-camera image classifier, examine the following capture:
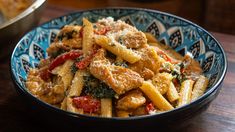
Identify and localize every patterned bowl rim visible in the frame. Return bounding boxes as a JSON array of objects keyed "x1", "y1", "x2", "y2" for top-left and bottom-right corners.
[{"x1": 10, "y1": 7, "x2": 227, "y2": 121}]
